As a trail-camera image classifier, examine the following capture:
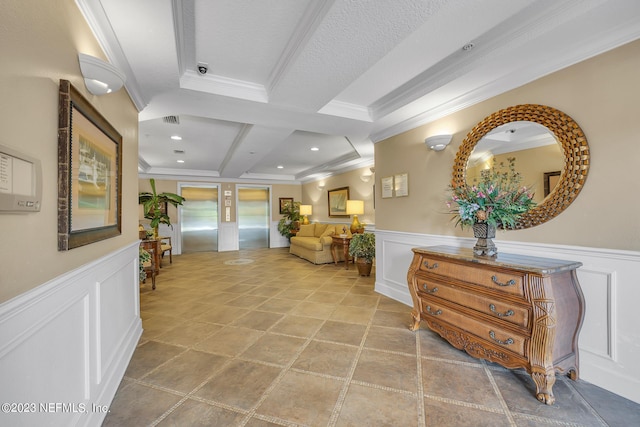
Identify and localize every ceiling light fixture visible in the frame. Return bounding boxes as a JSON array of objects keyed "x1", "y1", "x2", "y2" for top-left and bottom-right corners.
[
  {"x1": 462, "y1": 42, "x2": 475, "y2": 51},
  {"x1": 177, "y1": 160, "x2": 184, "y2": 163},
  {"x1": 310, "y1": 147, "x2": 319, "y2": 151},
  {"x1": 171, "y1": 135, "x2": 182, "y2": 140},
  {"x1": 277, "y1": 165, "x2": 284, "y2": 169},
  {"x1": 78, "y1": 53, "x2": 125, "y2": 95},
  {"x1": 425, "y1": 134, "x2": 453, "y2": 151}
]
